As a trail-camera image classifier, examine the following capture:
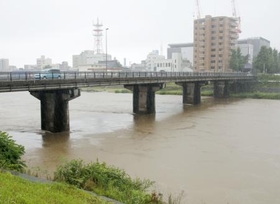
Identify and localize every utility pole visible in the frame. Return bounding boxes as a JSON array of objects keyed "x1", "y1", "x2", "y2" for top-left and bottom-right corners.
[{"x1": 105, "y1": 28, "x2": 109, "y2": 72}]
